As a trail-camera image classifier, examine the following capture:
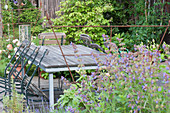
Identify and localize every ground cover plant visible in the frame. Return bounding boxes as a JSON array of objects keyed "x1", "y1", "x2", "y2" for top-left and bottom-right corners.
[
  {"x1": 2, "y1": 78, "x2": 51, "y2": 113},
  {"x1": 54, "y1": 35, "x2": 170, "y2": 113}
]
